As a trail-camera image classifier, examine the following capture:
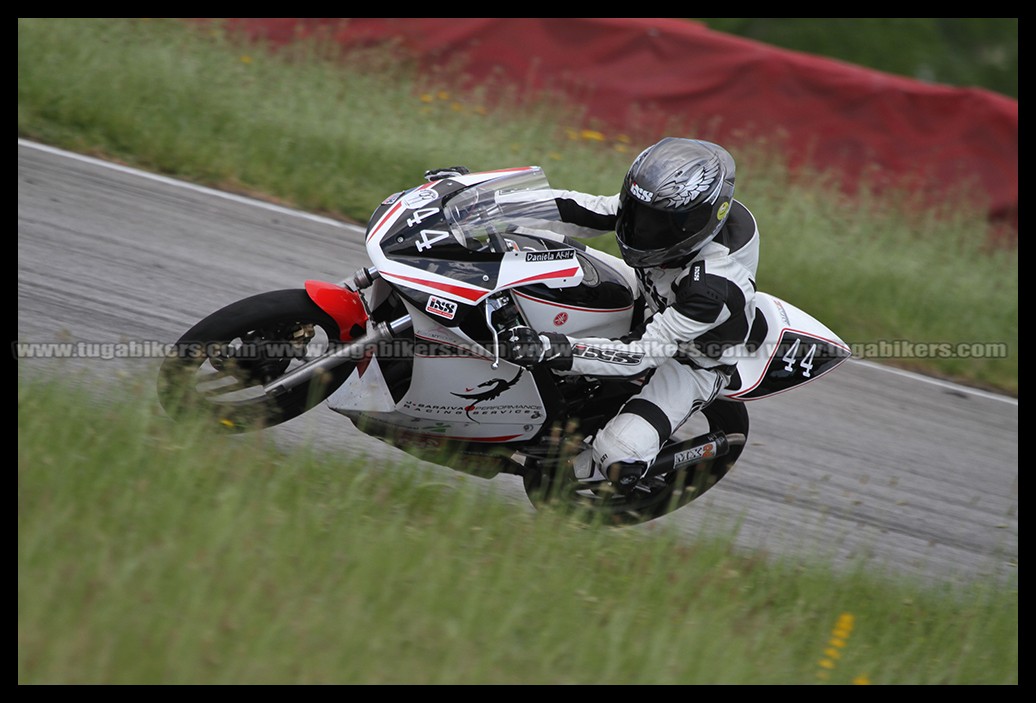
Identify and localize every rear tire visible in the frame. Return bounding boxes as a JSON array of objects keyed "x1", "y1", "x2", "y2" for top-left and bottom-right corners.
[
  {"x1": 522, "y1": 400, "x2": 749, "y2": 526},
  {"x1": 157, "y1": 289, "x2": 354, "y2": 432}
]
